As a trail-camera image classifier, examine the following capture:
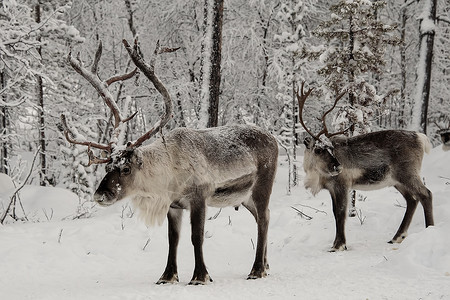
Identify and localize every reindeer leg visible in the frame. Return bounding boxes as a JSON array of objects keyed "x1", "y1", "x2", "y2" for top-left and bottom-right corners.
[
  {"x1": 189, "y1": 195, "x2": 212, "y2": 285},
  {"x1": 391, "y1": 185, "x2": 418, "y2": 243},
  {"x1": 417, "y1": 186, "x2": 434, "y2": 228},
  {"x1": 247, "y1": 179, "x2": 271, "y2": 279},
  {"x1": 157, "y1": 208, "x2": 183, "y2": 284},
  {"x1": 243, "y1": 202, "x2": 270, "y2": 272},
  {"x1": 329, "y1": 185, "x2": 348, "y2": 251},
  {"x1": 392, "y1": 182, "x2": 433, "y2": 244}
]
